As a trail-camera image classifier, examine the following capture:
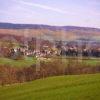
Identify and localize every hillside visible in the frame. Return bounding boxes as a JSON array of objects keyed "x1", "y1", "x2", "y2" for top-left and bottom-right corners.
[
  {"x1": 0, "y1": 22, "x2": 100, "y2": 31},
  {"x1": 0, "y1": 22, "x2": 100, "y2": 41},
  {"x1": 0, "y1": 74, "x2": 100, "y2": 100}
]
